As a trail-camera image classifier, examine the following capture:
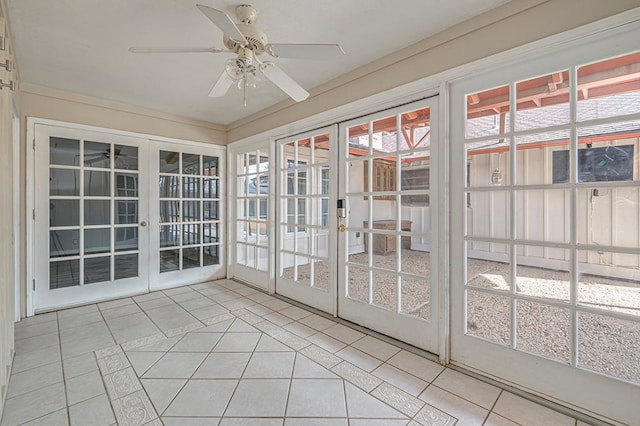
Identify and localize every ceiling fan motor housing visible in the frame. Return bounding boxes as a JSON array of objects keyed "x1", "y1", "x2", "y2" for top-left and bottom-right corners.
[{"x1": 223, "y1": 23, "x2": 268, "y2": 55}]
